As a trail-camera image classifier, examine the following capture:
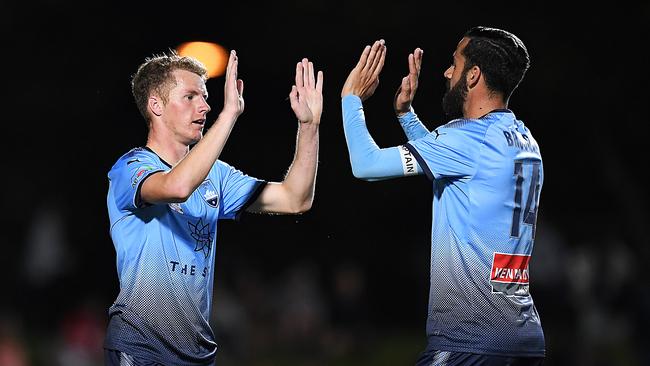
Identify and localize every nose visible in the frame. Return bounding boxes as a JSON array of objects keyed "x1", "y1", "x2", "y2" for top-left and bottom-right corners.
[{"x1": 199, "y1": 97, "x2": 211, "y2": 114}]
